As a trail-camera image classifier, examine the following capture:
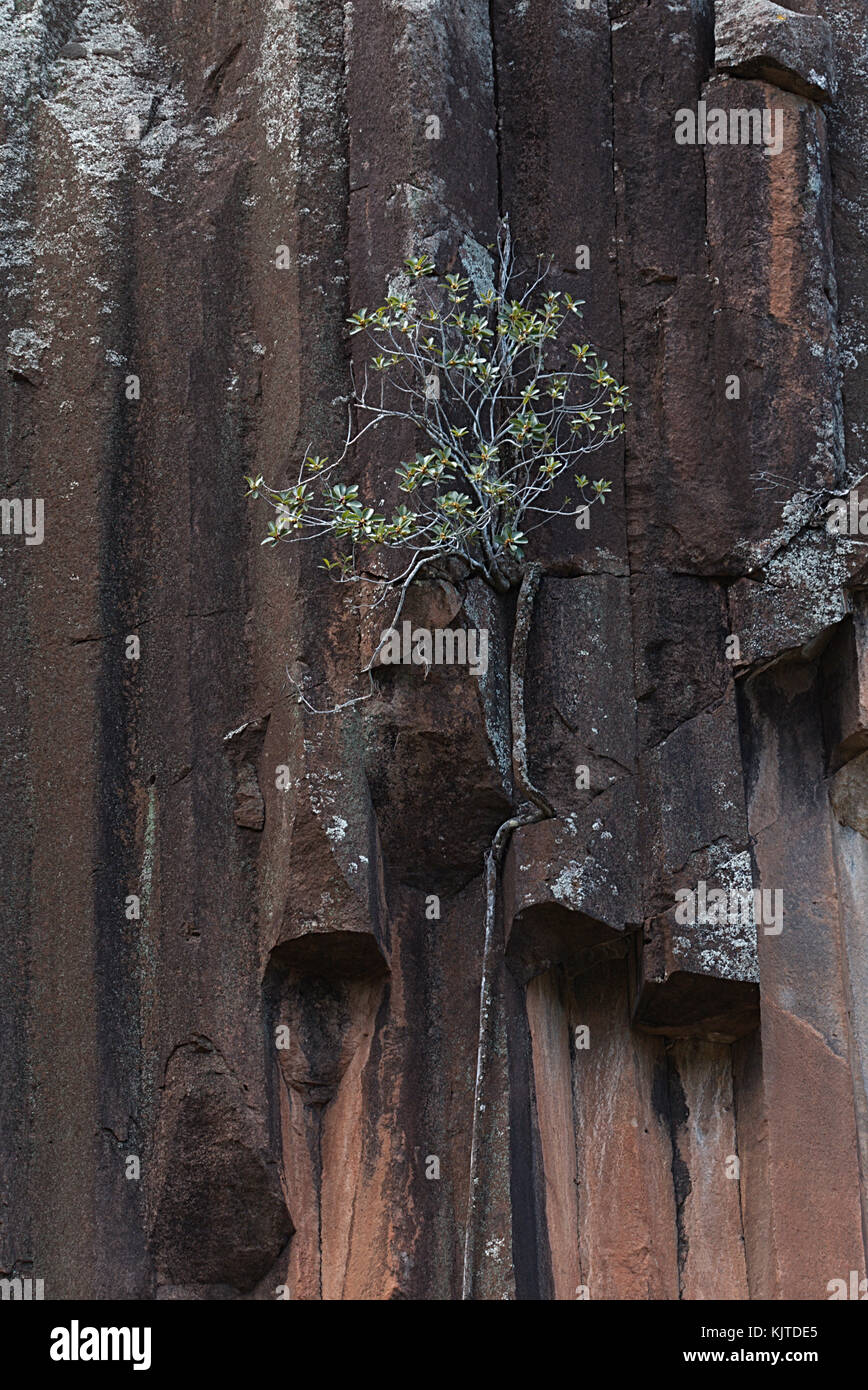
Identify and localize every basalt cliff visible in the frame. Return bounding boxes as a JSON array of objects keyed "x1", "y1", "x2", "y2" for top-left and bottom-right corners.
[{"x1": 2, "y1": 0, "x2": 868, "y2": 1300}]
